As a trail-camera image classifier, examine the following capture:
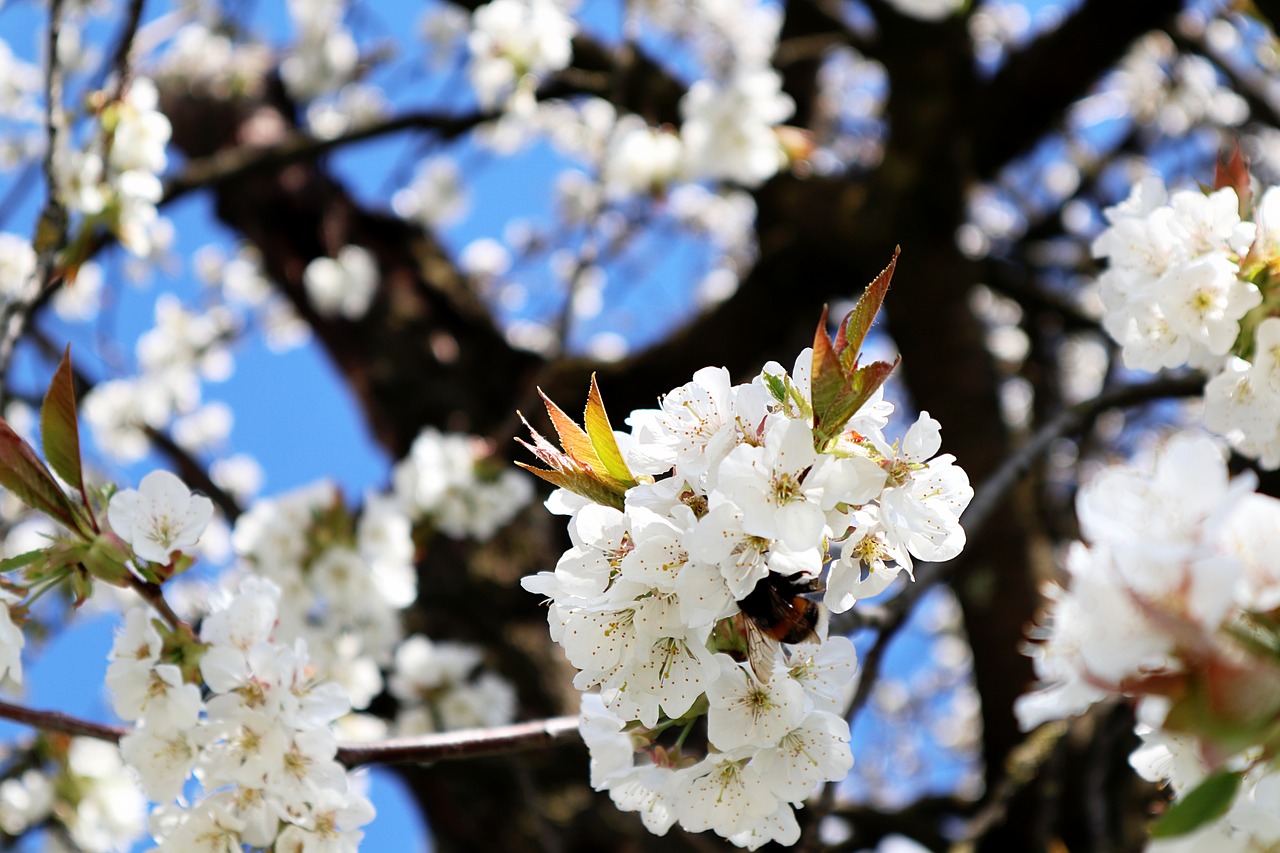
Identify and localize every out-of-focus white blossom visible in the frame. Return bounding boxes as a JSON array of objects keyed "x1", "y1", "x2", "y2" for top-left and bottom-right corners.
[
  {"x1": 303, "y1": 245, "x2": 379, "y2": 320},
  {"x1": 392, "y1": 427, "x2": 534, "y2": 540},
  {"x1": 467, "y1": 0, "x2": 575, "y2": 108}
]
